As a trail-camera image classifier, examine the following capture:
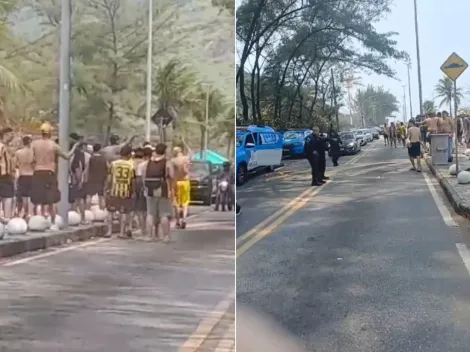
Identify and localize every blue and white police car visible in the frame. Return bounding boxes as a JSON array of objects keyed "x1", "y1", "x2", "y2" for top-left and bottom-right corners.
[{"x1": 236, "y1": 125, "x2": 283, "y2": 185}]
